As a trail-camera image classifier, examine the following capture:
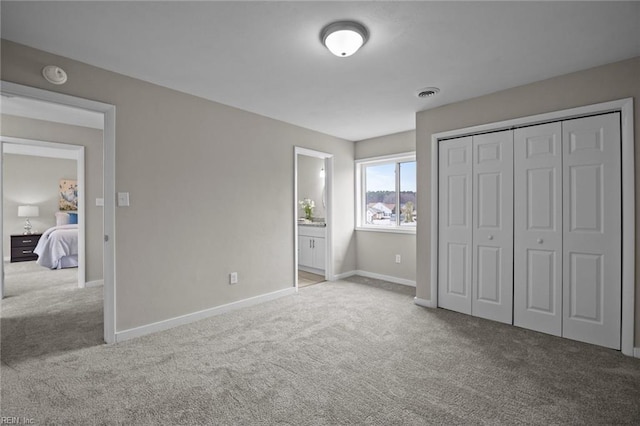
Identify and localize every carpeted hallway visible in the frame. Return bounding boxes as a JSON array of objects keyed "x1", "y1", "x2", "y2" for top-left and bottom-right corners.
[{"x1": 2, "y1": 271, "x2": 640, "y2": 424}]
